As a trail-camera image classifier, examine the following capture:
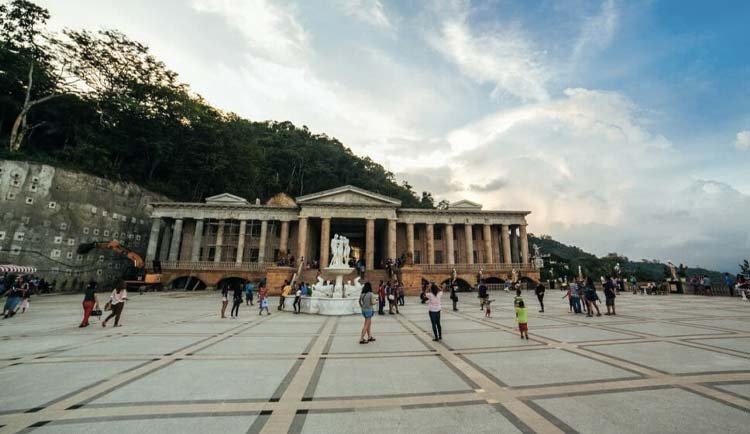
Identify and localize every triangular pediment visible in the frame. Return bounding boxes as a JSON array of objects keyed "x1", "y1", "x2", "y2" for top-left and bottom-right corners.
[
  {"x1": 449, "y1": 199, "x2": 482, "y2": 210},
  {"x1": 205, "y1": 193, "x2": 249, "y2": 204},
  {"x1": 296, "y1": 185, "x2": 401, "y2": 207}
]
